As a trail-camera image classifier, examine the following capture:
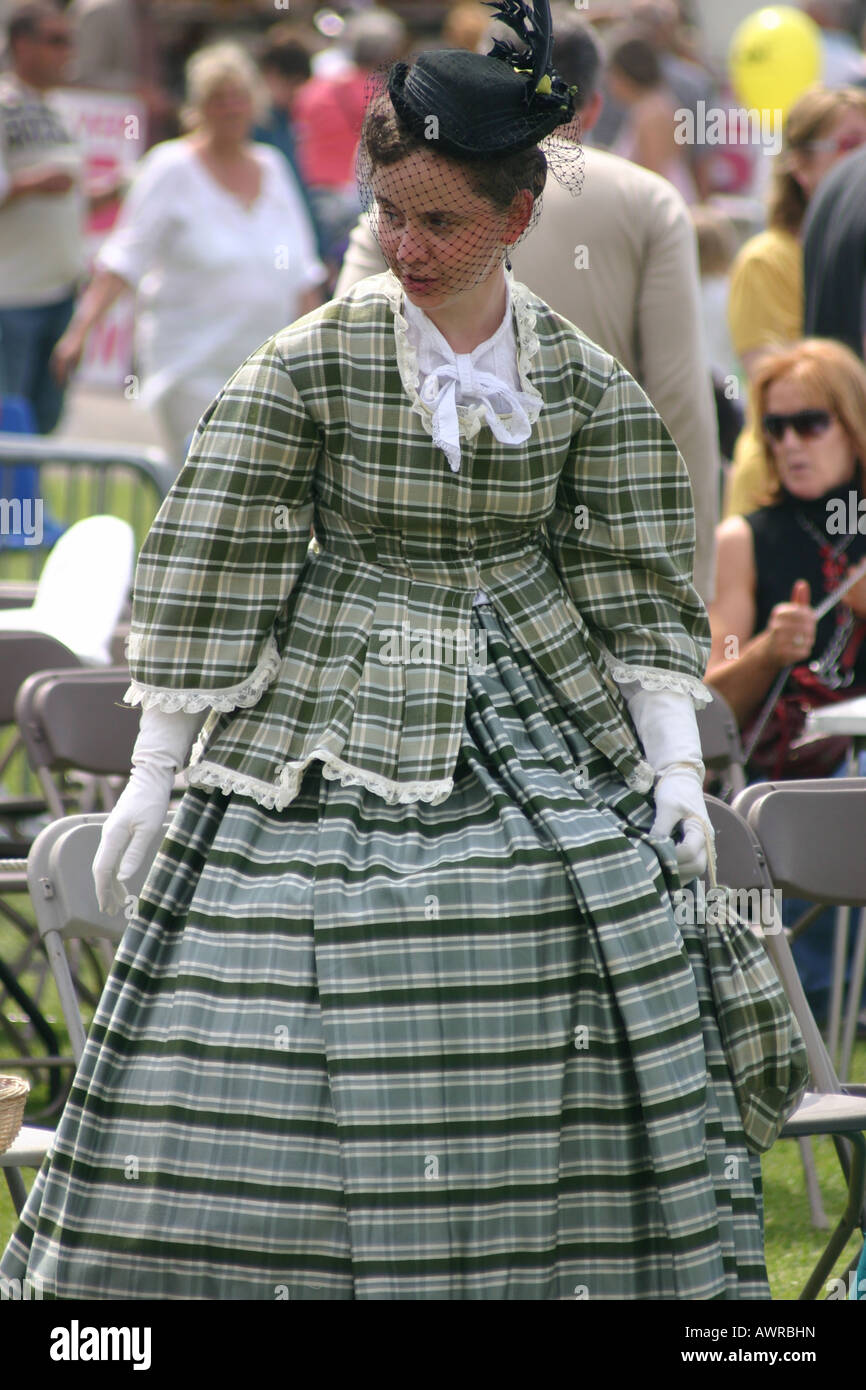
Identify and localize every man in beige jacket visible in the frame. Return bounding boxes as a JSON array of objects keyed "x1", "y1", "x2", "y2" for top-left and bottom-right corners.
[{"x1": 335, "y1": 11, "x2": 720, "y2": 602}]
